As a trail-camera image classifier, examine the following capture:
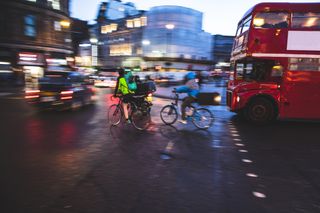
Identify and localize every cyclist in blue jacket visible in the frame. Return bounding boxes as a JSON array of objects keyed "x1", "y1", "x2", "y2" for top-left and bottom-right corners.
[{"x1": 175, "y1": 72, "x2": 199, "y2": 124}]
